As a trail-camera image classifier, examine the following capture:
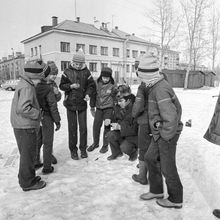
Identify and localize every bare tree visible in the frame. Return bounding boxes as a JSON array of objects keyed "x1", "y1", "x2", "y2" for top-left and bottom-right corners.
[
  {"x1": 209, "y1": 2, "x2": 220, "y2": 71},
  {"x1": 181, "y1": 0, "x2": 210, "y2": 88},
  {"x1": 146, "y1": 0, "x2": 181, "y2": 68}
]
